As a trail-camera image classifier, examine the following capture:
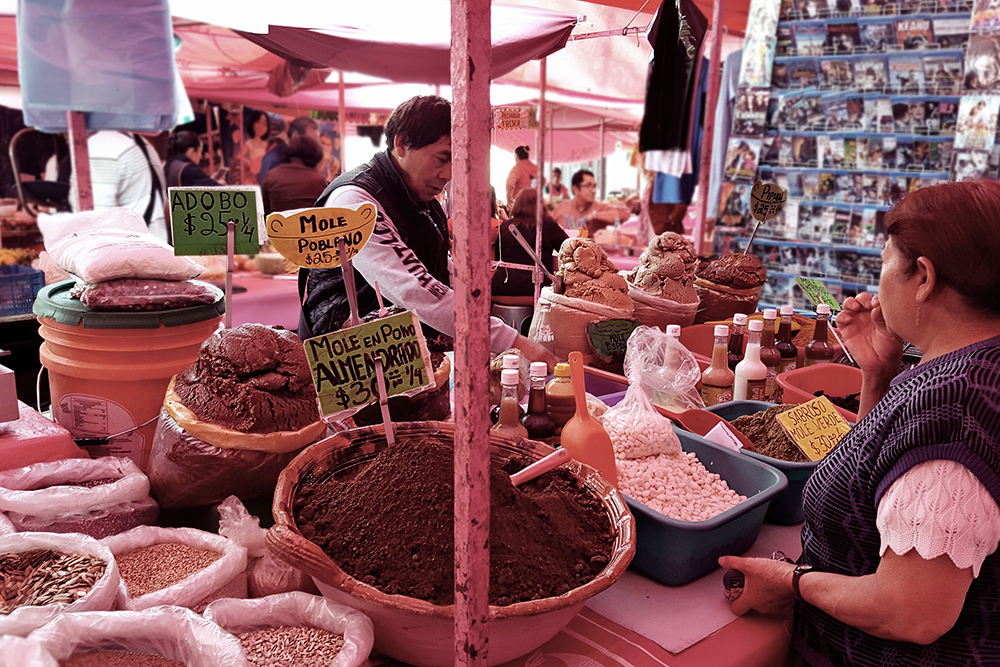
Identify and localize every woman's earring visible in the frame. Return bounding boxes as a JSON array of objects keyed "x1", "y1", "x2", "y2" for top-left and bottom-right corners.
[{"x1": 915, "y1": 304, "x2": 921, "y2": 329}]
